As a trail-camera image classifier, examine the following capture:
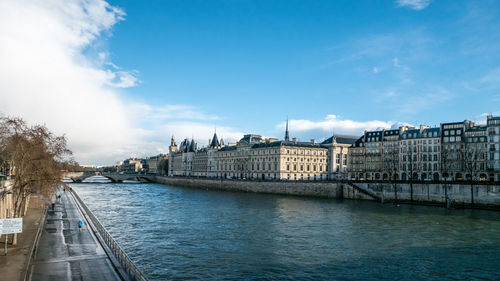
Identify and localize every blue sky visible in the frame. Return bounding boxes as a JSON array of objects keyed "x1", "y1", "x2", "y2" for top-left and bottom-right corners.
[
  {"x1": 1, "y1": 0, "x2": 499, "y2": 164},
  {"x1": 104, "y1": 0, "x2": 499, "y2": 127}
]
